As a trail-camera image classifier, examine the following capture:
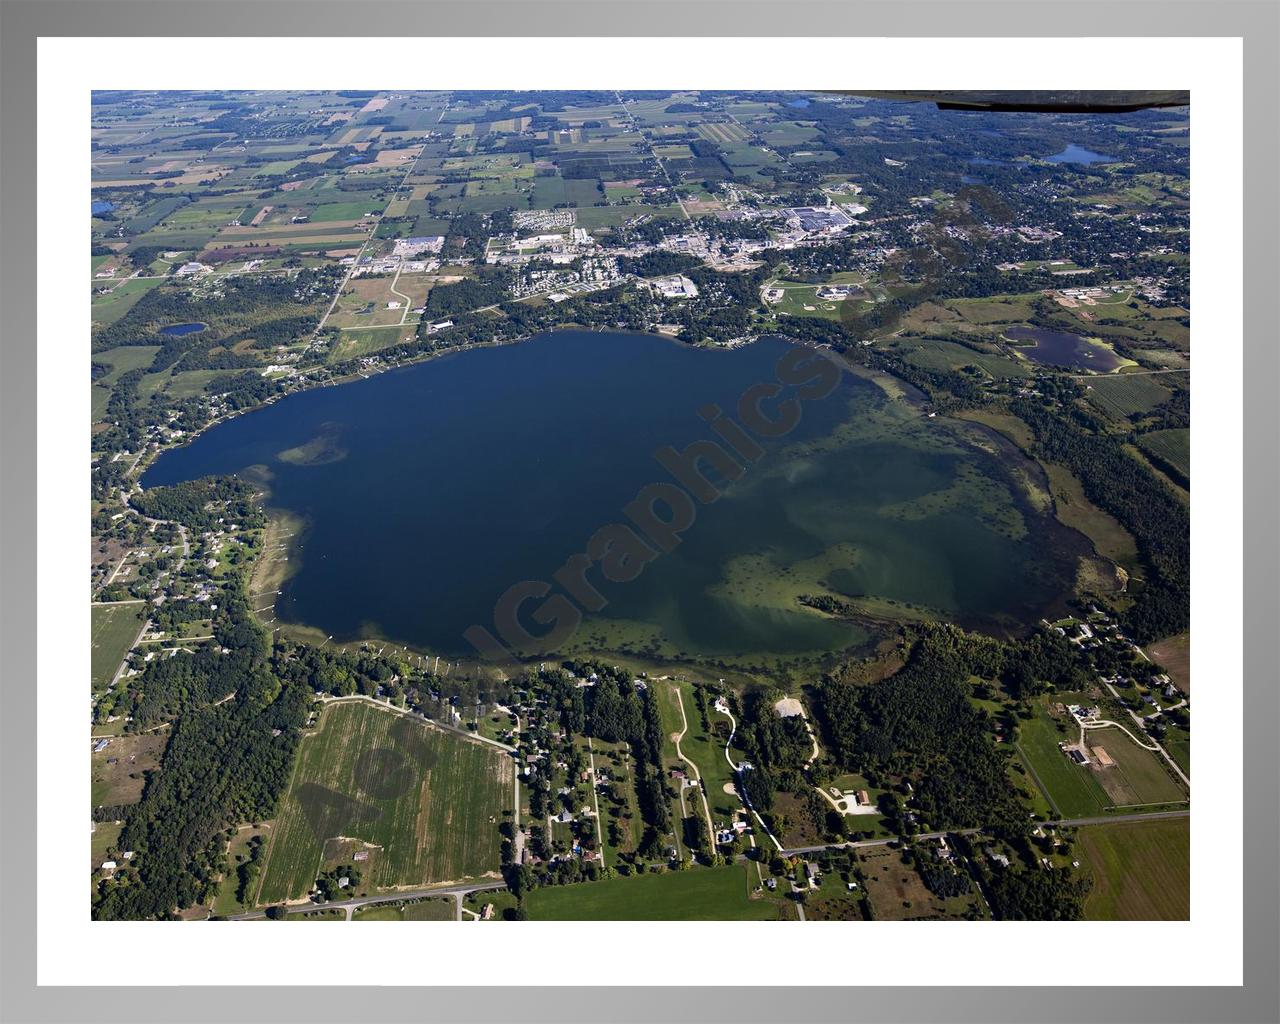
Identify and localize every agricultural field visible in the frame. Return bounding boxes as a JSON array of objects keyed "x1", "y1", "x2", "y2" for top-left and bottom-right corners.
[
  {"x1": 523, "y1": 863, "x2": 792, "y2": 920},
  {"x1": 1138, "y1": 427, "x2": 1190, "y2": 482},
  {"x1": 255, "y1": 700, "x2": 514, "y2": 905},
  {"x1": 1077, "y1": 817, "x2": 1190, "y2": 920},
  {"x1": 1084, "y1": 373, "x2": 1174, "y2": 419},
  {"x1": 898, "y1": 337, "x2": 1031, "y2": 379},
  {"x1": 90, "y1": 602, "x2": 147, "y2": 690}
]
